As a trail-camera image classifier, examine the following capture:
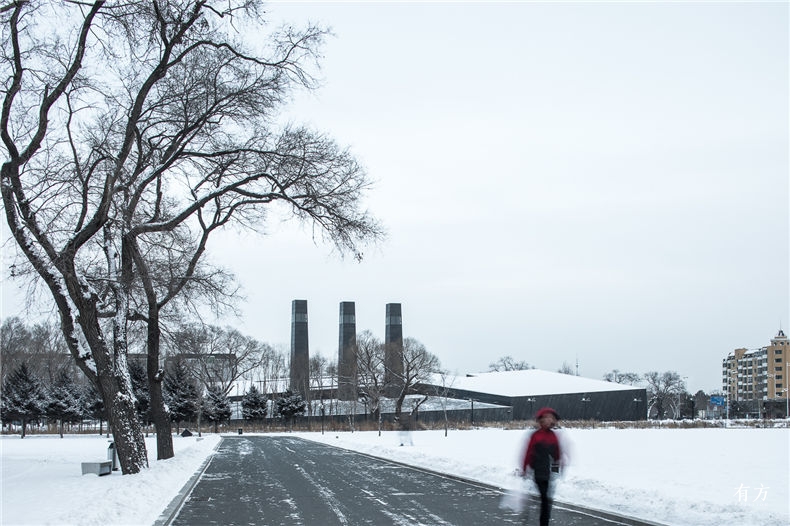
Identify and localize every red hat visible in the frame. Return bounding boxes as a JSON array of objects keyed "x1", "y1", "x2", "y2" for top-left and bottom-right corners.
[{"x1": 535, "y1": 407, "x2": 560, "y2": 421}]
